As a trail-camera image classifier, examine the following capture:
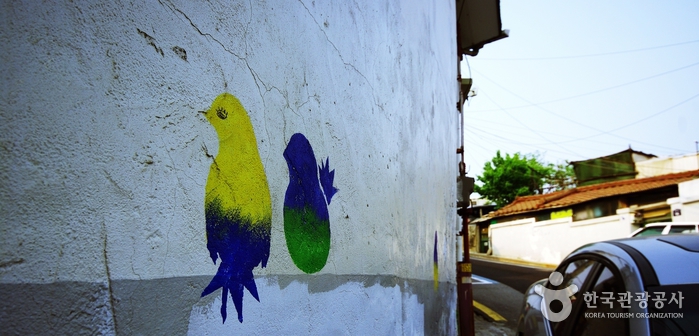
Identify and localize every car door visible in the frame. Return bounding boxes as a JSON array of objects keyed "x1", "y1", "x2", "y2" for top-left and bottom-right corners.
[
  {"x1": 547, "y1": 255, "x2": 630, "y2": 336},
  {"x1": 564, "y1": 263, "x2": 630, "y2": 335},
  {"x1": 546, "y1": 257, "x2": 598, "y2": 336}
]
